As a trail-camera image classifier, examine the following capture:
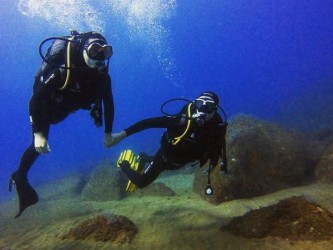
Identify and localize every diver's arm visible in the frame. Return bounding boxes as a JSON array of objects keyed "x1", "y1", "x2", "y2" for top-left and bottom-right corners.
[
  {"x1": 220, "y1": 122, "x2": 228, "y2": 174},
  {"x1": 107, "y1": 109, "x2": 187, "y2": 147},
  {"x1": 101, "y1": 74, "x2": 114, "y2": 133},
  {"x1": 29, "y1": 68, "x2": 64, "y2": 133},
  {"x1": 205, "y1": 115, "x2": 228, "y2": 172},
  {"x1": 124, "y1": 116, "x2": 182, "y2": 136},
  {"x1": 104, "y1": 116, "x2": 182, "y2": 147},
  {"x1": 221, "y1": 135, "x2": 228, "y2": 174}
]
